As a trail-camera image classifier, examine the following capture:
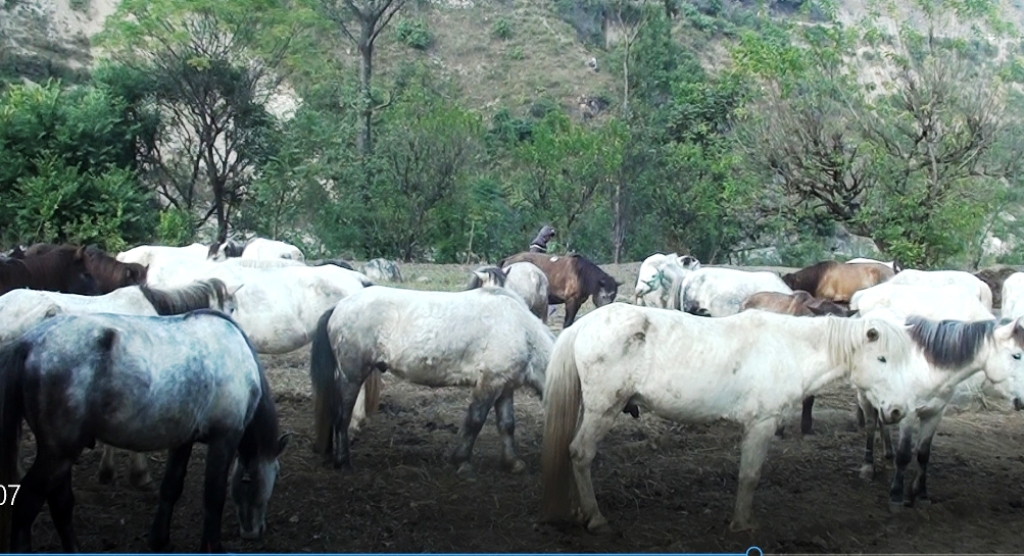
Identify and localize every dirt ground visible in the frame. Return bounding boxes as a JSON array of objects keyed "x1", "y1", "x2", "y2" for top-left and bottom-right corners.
[{"x1": 16, "y1": 263, "x2": 1024, "y2": 554}]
